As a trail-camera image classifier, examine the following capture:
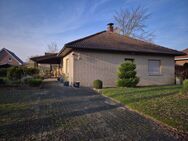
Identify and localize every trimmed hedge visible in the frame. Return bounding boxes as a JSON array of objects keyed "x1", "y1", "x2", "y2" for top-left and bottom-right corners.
[
  {"x1": 116, "y1": 78, "x2": 139, "y2": 87},
  {"x1": 117, "y1": 61, "x2": 139, "y2": 87},
  {"x1": 118, "y1": 71, "x2": 136, "y2": 79},
  {"x1": 93, "y1": 80, "x2": 103, "y2": 89}
]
